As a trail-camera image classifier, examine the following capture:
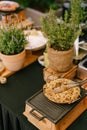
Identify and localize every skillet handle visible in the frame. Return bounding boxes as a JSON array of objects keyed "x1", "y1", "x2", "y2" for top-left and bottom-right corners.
[{"x1": 30, "y1": 108, "x2": 45, "y2": 121}]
